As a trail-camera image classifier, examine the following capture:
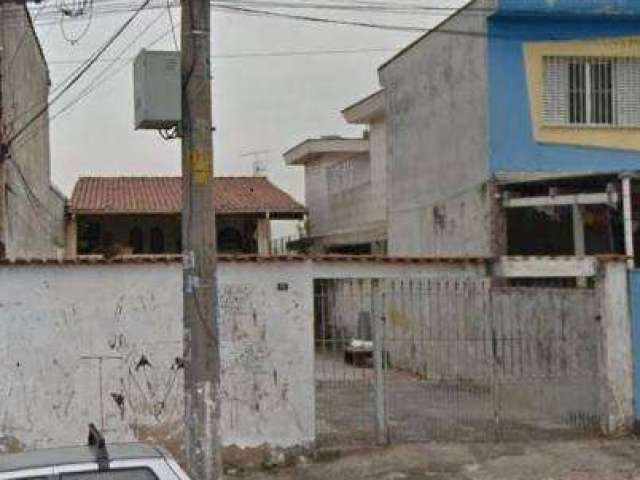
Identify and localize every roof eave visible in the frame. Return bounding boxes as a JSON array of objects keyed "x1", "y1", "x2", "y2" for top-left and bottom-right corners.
[
  {"x1": 342, "y1": 89, "x2": 386, "y2": 124},
  {"x1": 284, "y1": 138, "x2": 369, "y2": 165},
  {"x1": 71, "y1": 209, "x2": 180, "y2": 216},
  {"x1": 70, "y1": 209, "x2": 306, "y2": 217},
  {"x1": 378, "y1": 0, "x2": 487, "y2": 74}
]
